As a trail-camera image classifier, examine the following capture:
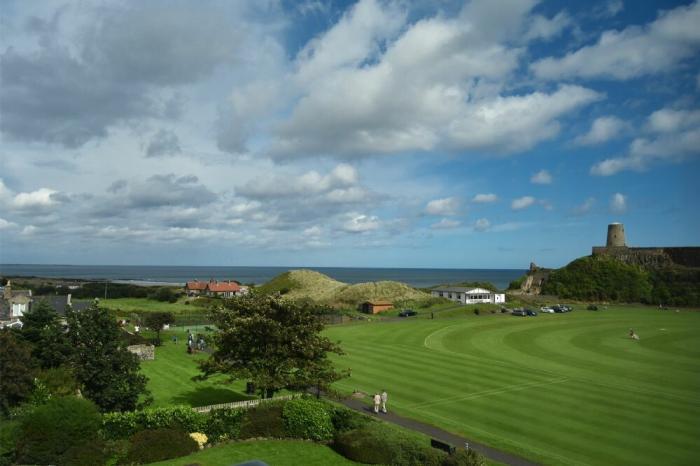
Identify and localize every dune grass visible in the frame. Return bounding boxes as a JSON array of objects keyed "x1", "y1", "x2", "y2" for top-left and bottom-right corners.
[
  {"x1": 145, "y1": 439, "x2": 359, "y2": 466},
  {"x1": 101, "y1": 297, "x2": 194, "y2": 314},
  {"x1": 325, "y1": 306, "x2": 700, "y2": 466},
  {"x1": 139, "y1": 328, "x2": 251, "y2": 408}
]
